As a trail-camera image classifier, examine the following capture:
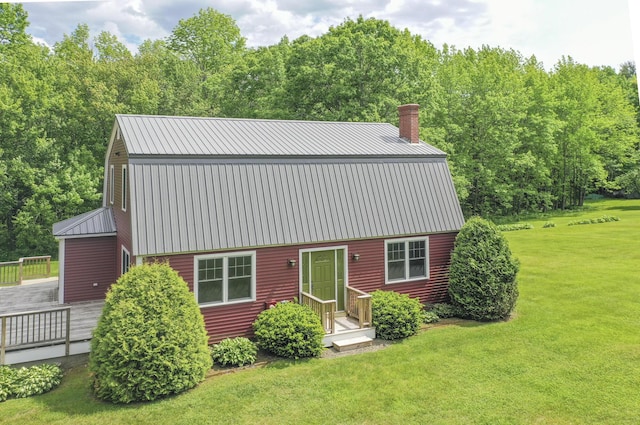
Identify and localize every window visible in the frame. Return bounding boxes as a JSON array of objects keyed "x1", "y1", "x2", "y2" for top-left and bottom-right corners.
[
  {"x1": 195, "y1": 252, "x2": 255, "y2": 306},
  {"x1": 385, "y1": 237, "x2": 429, "y2": 283},
  {"x1": 121, "y1": 246, "x2": 130, "y2": 275},
  {"x1": 109, "y1": 165, "x2": 114, "y2": 205},
  {"x1": 121, "y1": 165, "x2": 127, "y2": 211}
]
